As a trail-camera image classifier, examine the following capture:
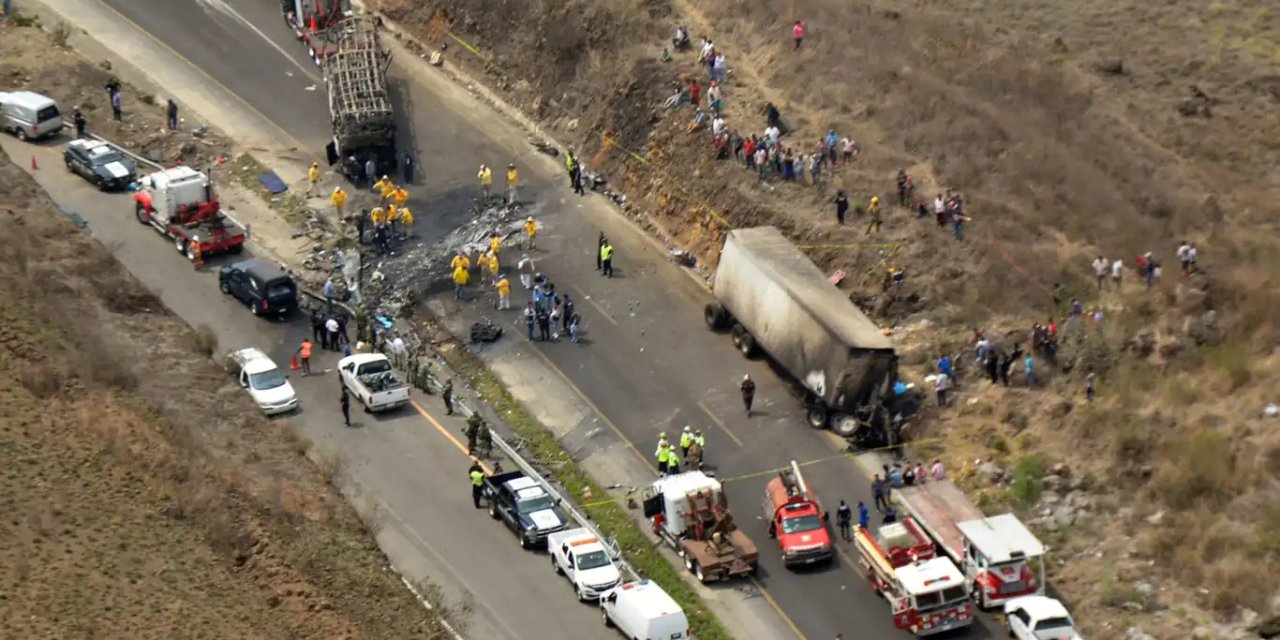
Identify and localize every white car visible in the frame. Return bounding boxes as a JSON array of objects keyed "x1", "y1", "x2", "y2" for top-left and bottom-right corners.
[
  {"x1": 549, "y1": 528, "x2": 622, "y2": 601},
  {"x1": 1005, "y1": 595, "x2": 1083, "y2": 640},
  {"x1": 227, "y1": 348, "x2": 298, "y2": 415}
]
